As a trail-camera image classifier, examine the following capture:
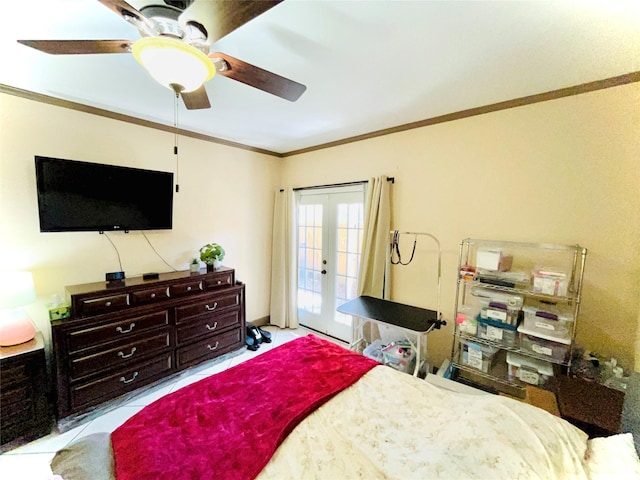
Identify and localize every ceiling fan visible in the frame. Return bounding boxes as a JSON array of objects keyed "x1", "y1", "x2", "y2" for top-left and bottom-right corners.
[{"x1": 17, "y1": 0, "x2": 306, "y2": 110}]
